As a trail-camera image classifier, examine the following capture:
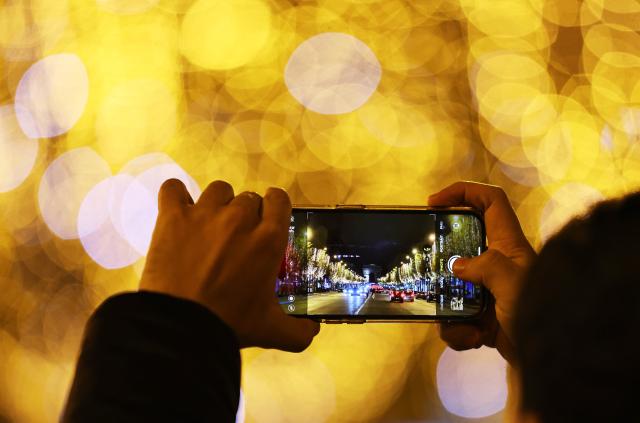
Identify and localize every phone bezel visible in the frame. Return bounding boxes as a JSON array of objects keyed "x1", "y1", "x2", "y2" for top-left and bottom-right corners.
[{"x1": 288, "y1": 204, "x2": 488, "y2": 323}]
